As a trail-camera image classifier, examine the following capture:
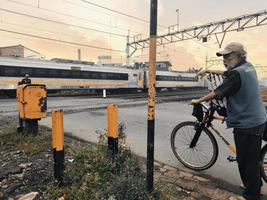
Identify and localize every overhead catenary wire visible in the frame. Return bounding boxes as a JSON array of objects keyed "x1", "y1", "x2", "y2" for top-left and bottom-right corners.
[
  {"x1": 1, "y1": 20, "x2": 89, "y2": 41},
  {"x1": 0, "y1": 32, "x2": 126, "y2": 60},
  {"x1": 0, "y1": 8, "x2": 128, "y2": 38},
  {"x1": 6, "y1": 0, "x2": 137, "y2": 35},
  {"x1": 0, "y1": 28, "x2": 125, "y2": 52},
  {"x1": 62, "y1": 0, "x2": 149, "y2": 36},
  {"x1": 80, "y1": 0, "x2": 168, "y2": 29}
]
